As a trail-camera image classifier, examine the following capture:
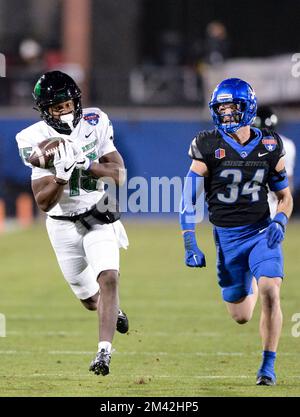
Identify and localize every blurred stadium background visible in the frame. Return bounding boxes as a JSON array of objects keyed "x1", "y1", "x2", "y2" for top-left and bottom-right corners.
[
  {"x1": 1, "y1": 0, "x2": 300, "y2": 223},
  {"x1": 0, "y1": 0, "x2": 300, "y2": 397}
]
